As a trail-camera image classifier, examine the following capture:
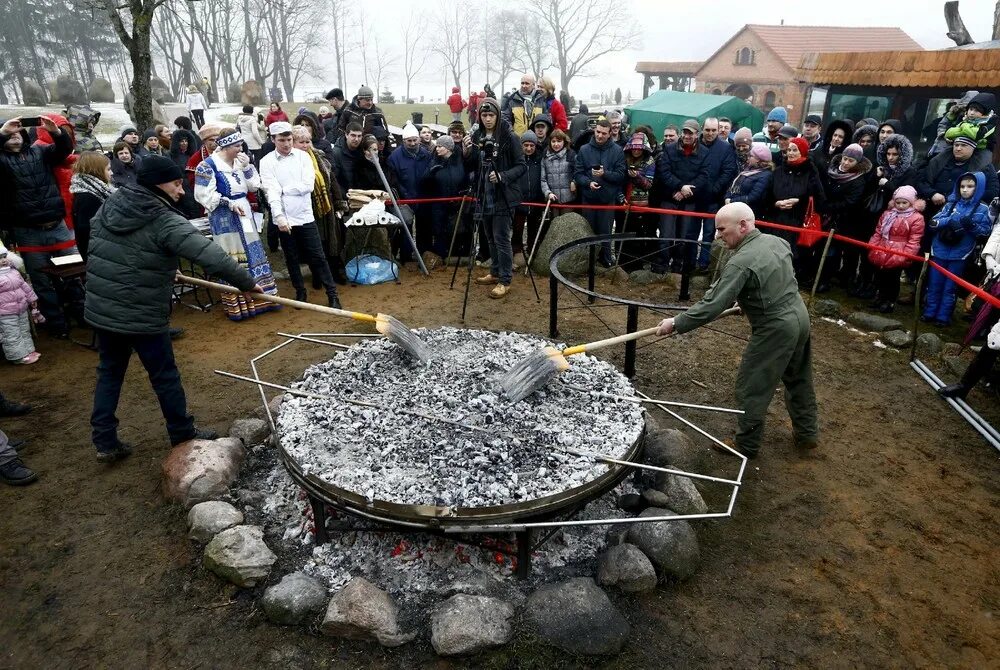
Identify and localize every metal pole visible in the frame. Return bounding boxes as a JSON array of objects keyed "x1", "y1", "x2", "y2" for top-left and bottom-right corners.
[
  {"x1": 624, "y1": 304, "x2": 639, "y2": 378},
  {"x1": 524, "y1": 200, "x2": 551, "y2": 276},
  {"x1": 909, "y1": 253, "x2": 930, "y2": 362},
  {"x1": 561, "y1": 385, "x2": 743, "y2": 414},
  {"x1": 808, "y1": 228, "x2": 836, "y2": 309},
  {"x1": 587, "y1": 245, "x2": 597, "y2": 304},
  {"x1": 911, "y1": 360, "x2": 1000, "y2": 450},
  {"x1": 444, "y1": 196, "x2": 467, "y2": 265},
  {"x1": 549, "y1": 272, "x2": 560, "y2": 338}
]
